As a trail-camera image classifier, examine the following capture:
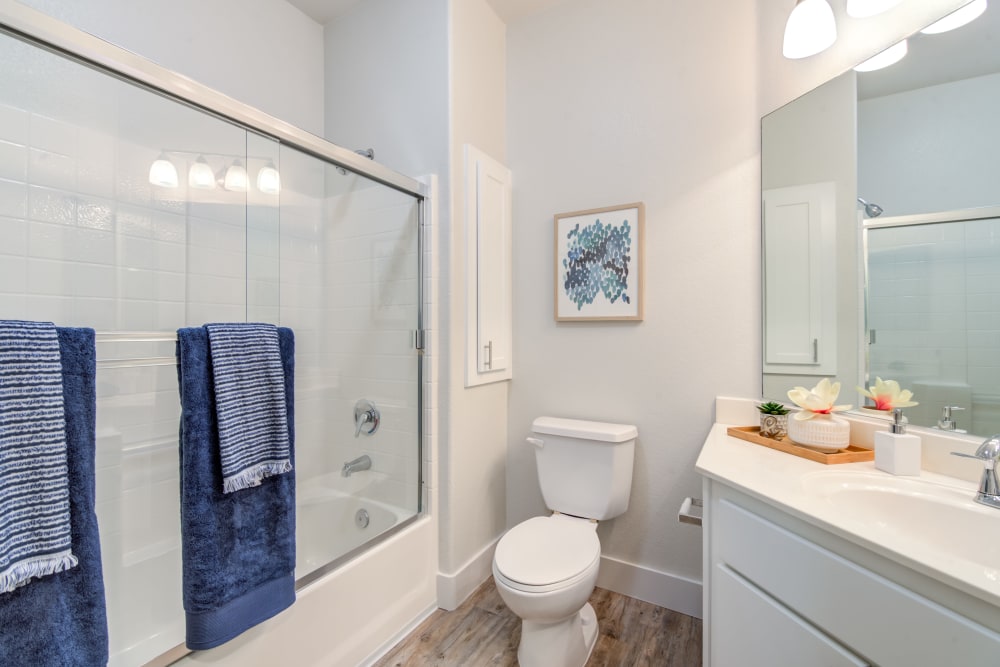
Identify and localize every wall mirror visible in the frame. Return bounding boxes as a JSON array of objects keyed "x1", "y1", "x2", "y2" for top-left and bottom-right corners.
[{"x1": 761, "y1": 1, "x2": 1000, "y2": 439}]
